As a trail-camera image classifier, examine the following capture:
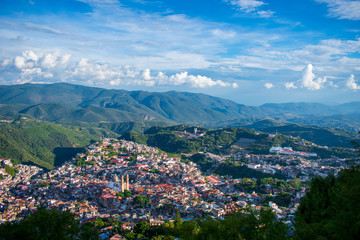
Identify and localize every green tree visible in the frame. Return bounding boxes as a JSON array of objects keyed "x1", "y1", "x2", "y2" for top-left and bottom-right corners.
[
  {"x1": 295, "y1": 167, "x2": 360, "y2": 240},
  {"x1": 0, "y1": 207, "x2": 98, "y2": 240},
  {"x1": 94, "y1": 217, "x2": 105, "y2": 228},
  {"x1": 176, "y1": 208, "x2": 287, "y2": 240},
  {"x1": 133, "y1": 195, "x2": 149, "y2": 207},
  {"x1": 174, "y1": 210, "x2": 183, "y2": 229}
]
